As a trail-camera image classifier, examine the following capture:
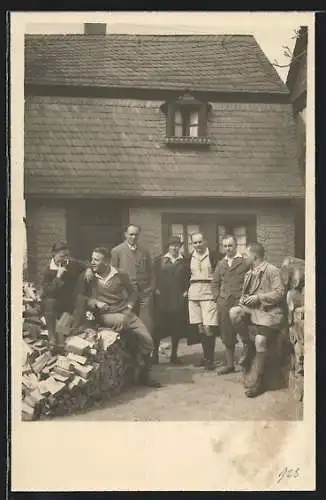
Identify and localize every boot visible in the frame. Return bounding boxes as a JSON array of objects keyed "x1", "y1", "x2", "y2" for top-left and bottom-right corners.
[
  {"x1": 238, "y1": 341, "x2": 255, "y2": 369},
  {"x1": 245, "y1": 352, "x2": 267, "y2": 398},
  {"x1": 138, "y1": 355, "x2": 163, "y2": 388},
  {"x1": 204, "y1": 336, "x2": 216, "y2": 371},
  {"x1": 217, "y1": 347, "x2": 235, "y2": 375},
  {"x1": 194, "y1": 336, "x2": 208, "y2": 367},
  {"x1": 170, "y1": 337, "x2": 182, "y2": 365},
  {"x1": 70, "y1": 294, "x2": 88, "y2": 332}
]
